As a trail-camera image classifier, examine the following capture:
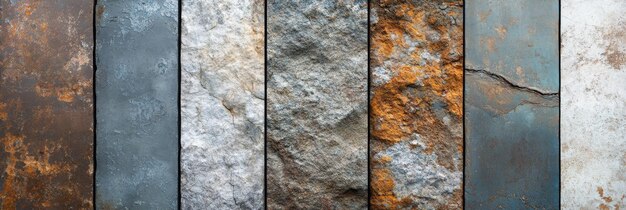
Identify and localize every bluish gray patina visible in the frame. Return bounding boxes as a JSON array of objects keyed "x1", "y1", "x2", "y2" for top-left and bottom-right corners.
[
  {"x1": 95, "y1": 0, "x2": 179, "y2": 209},
  {"x1": 465, "y1": 0, "x2": 559, "y2": 209}
]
